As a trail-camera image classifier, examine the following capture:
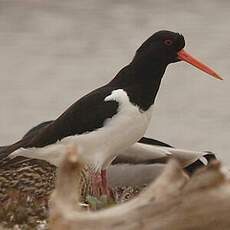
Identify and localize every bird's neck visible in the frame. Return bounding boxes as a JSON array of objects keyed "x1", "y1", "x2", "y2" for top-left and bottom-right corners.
[{"x1": 108, "y1": 59, "x2": 167, "y2": 111}]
